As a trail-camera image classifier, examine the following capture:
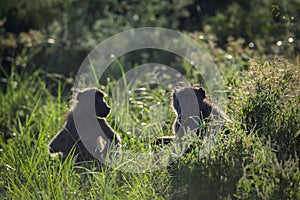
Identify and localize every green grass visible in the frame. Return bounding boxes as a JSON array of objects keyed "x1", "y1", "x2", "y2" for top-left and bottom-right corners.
[{"x1": 0, "y1": 59, "x2": 299, "y2": 199}]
